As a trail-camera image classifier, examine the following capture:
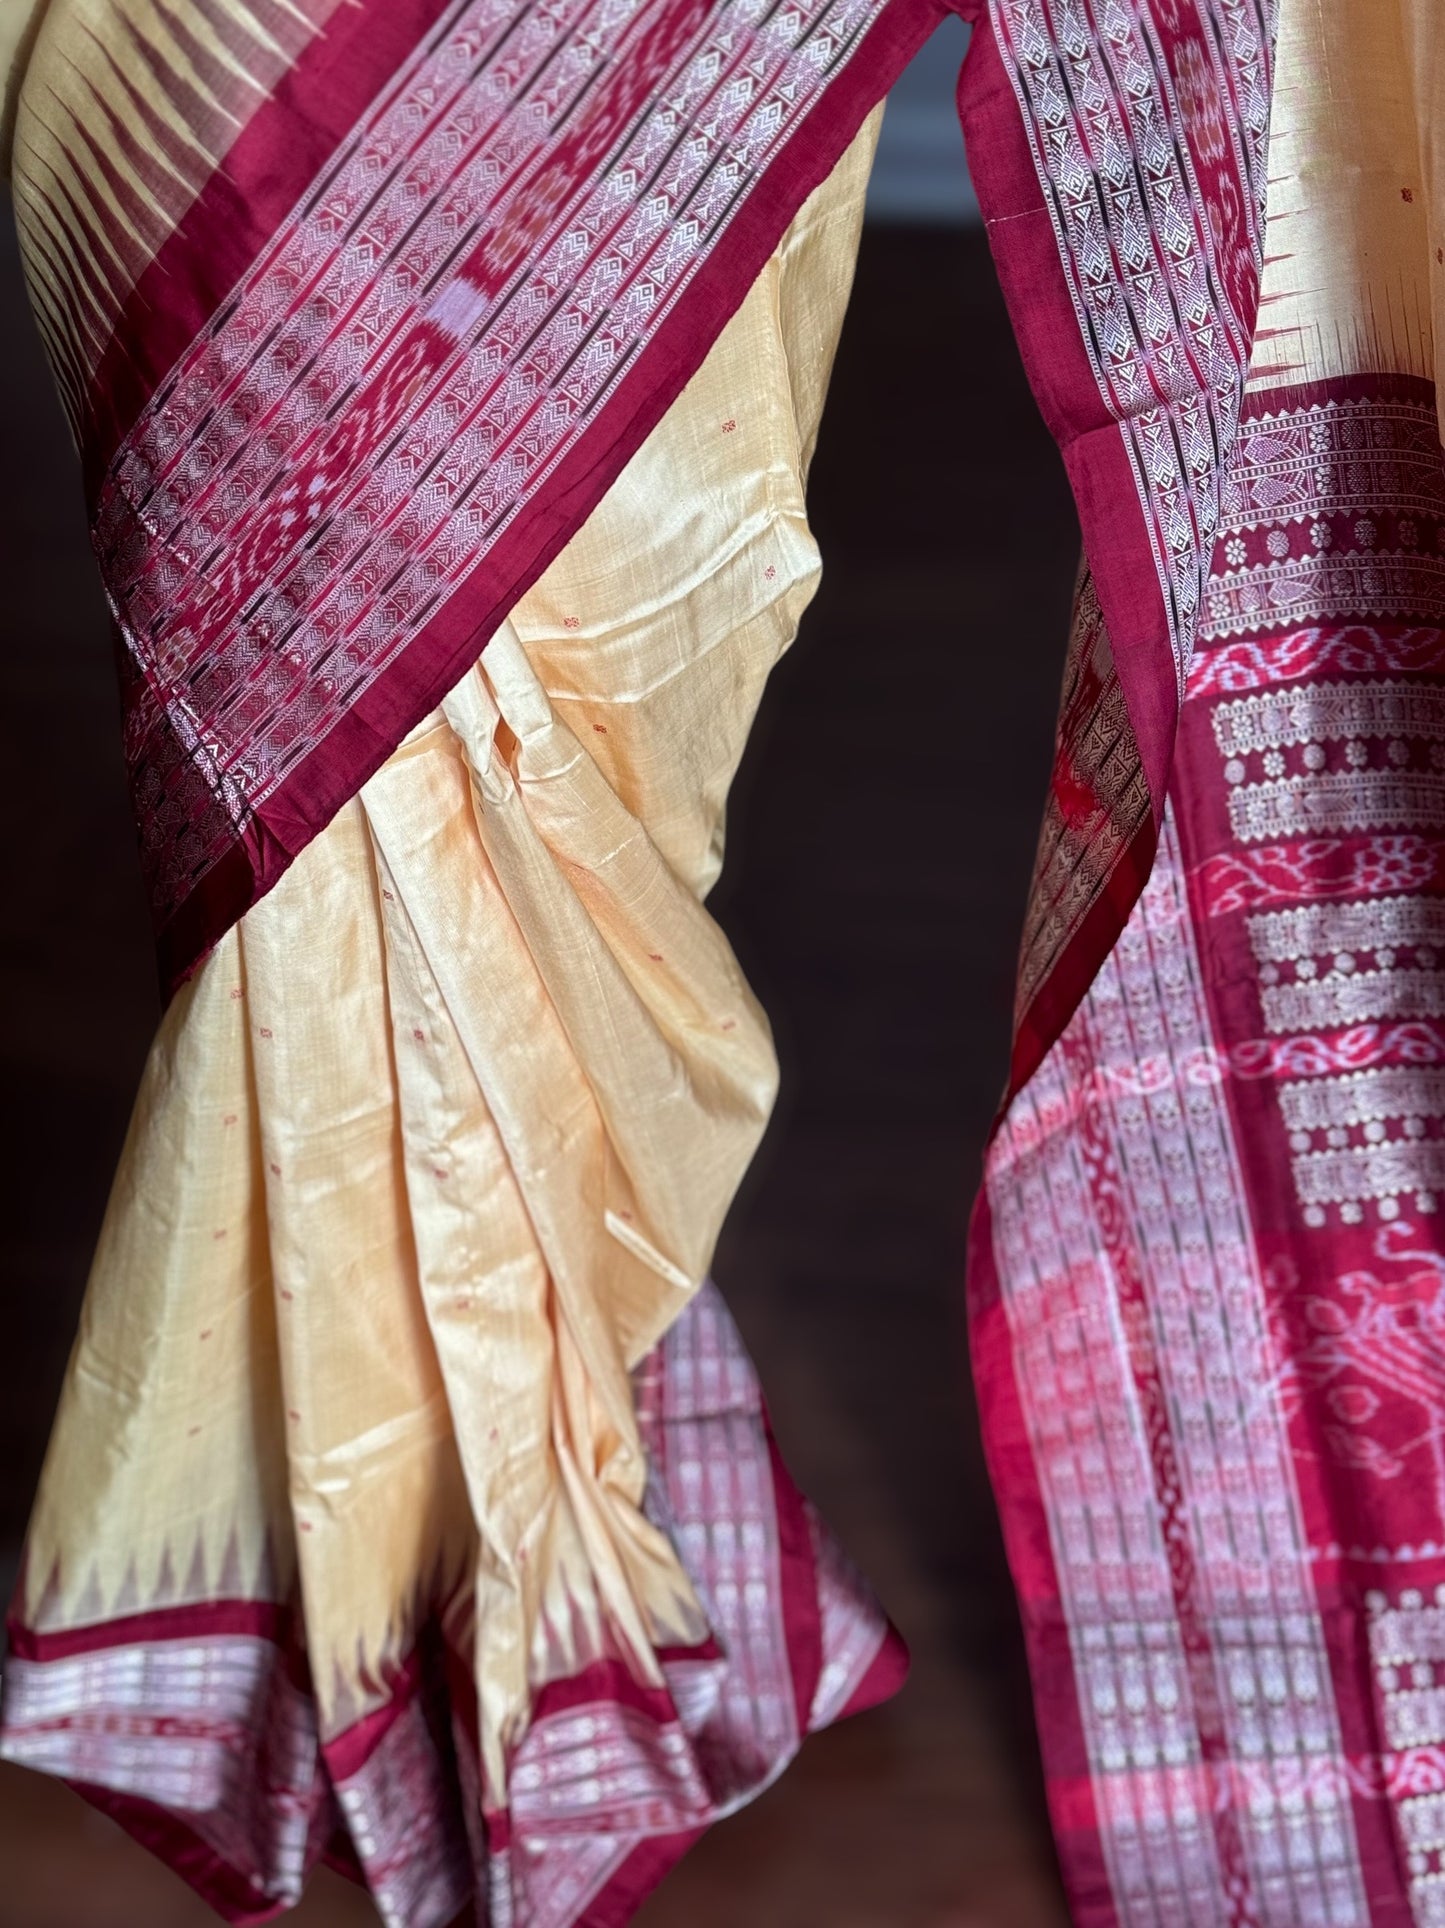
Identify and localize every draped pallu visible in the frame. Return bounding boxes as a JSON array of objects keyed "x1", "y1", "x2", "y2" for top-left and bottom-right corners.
[{"x1": 9, "y1": 0, "x2": 1445, "y2": 1924}]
